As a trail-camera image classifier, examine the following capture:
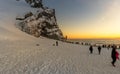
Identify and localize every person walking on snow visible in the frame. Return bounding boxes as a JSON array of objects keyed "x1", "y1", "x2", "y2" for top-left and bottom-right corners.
[
  {"x1": 89, "y1": 45, "x2": 93, "y2": 54},
  {"x1": 116, "y1": 50, "x2": 119, "y2": 60},
  {"x1": 56, "y1": 41, "x2": 58, "y2": 46},
  {"x1": 98, "y1": 46, "x2": 101, "y2": 55},
  {"x1": 111, "y1": 46, "x2": 119, "y2": 67}
]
